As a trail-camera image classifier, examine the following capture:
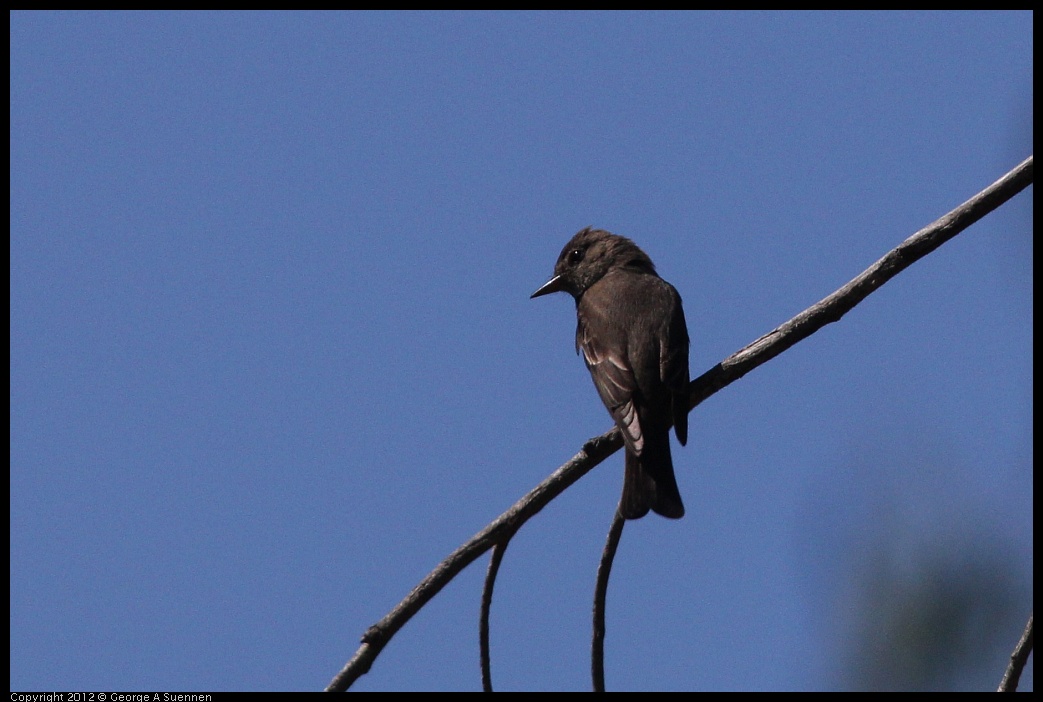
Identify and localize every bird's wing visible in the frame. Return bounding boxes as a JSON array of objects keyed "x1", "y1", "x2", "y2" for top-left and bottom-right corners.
[
  {"x1": 577, "y1": 317, "x2": 644, "y2": 454},
  {"x1": 659, "y1": 290, "x2": 690, "y2": 446}
]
